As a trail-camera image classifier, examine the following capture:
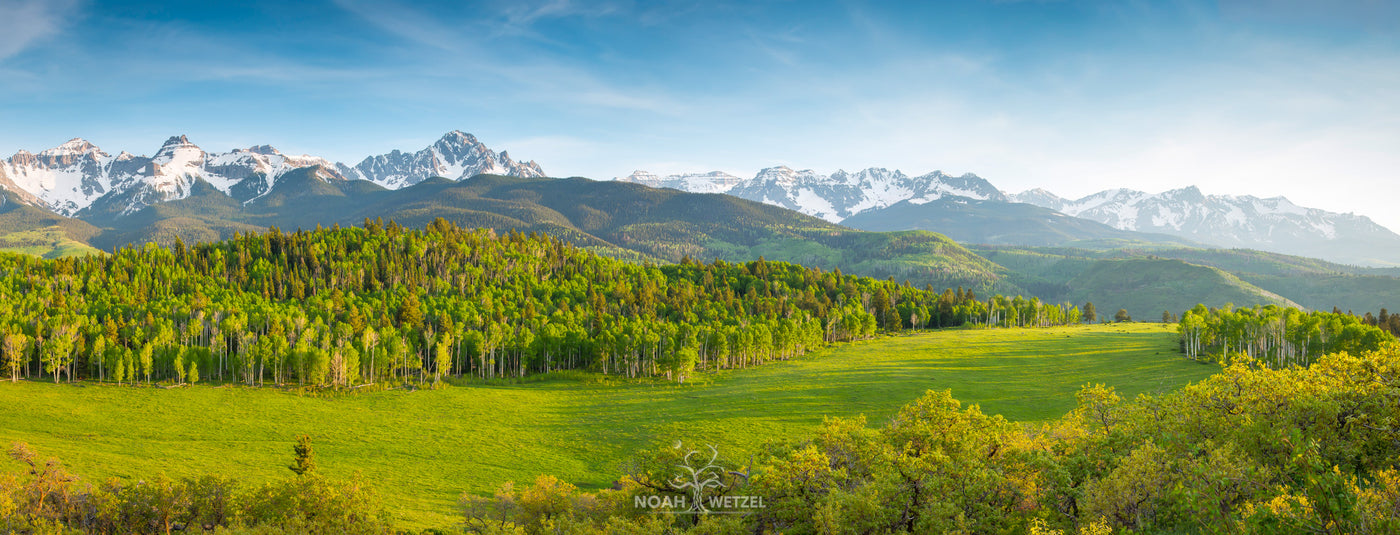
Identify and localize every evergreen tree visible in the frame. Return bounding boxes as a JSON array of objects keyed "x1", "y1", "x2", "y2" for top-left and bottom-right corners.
[{"x1": 288, "y1": 435, "x2": 316, "y2": 476}]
